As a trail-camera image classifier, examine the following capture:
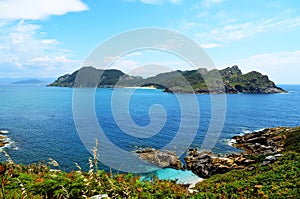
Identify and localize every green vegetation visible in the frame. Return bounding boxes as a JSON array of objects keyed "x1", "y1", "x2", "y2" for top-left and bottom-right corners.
[
  {"x1": 1, "y1": 128, "x2": 299, "y2": 198},
  {"x1": 194, "y1": 152, "x2": 299, "y2": 198},
  {"x1": 285, "y1": 128, "x2": 300, "y2": 153},
  {"x1": 0, "y1": 161, "x2": 188, "y2": 198},
  {"x1": 0, "y1": 147, "x2": 189, "y2": 199},
  {"x1": 48, "y1": 67, "x2": 135, "y2": 88},
  {"x1": 193, "y1": 128, "x2": 300, "y2": 198},
  {"x1": 48, "y1": 65, "x2": 286, "y2": 94}
]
